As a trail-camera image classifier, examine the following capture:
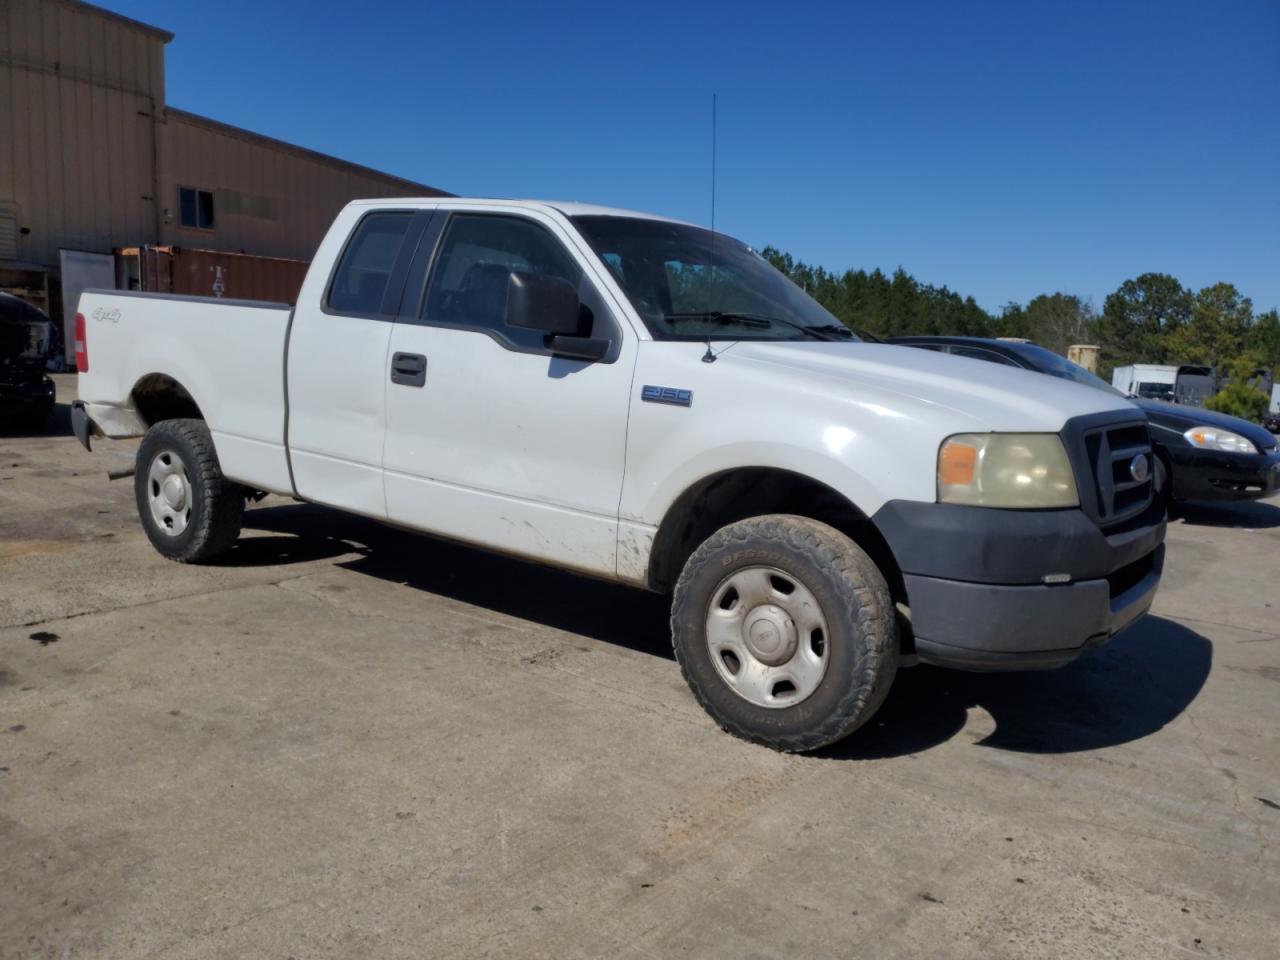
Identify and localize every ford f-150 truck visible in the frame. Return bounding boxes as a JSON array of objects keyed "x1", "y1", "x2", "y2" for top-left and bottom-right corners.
[{"x1": 72, "y1": 198, "x2": 1166, "y2": 752}]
